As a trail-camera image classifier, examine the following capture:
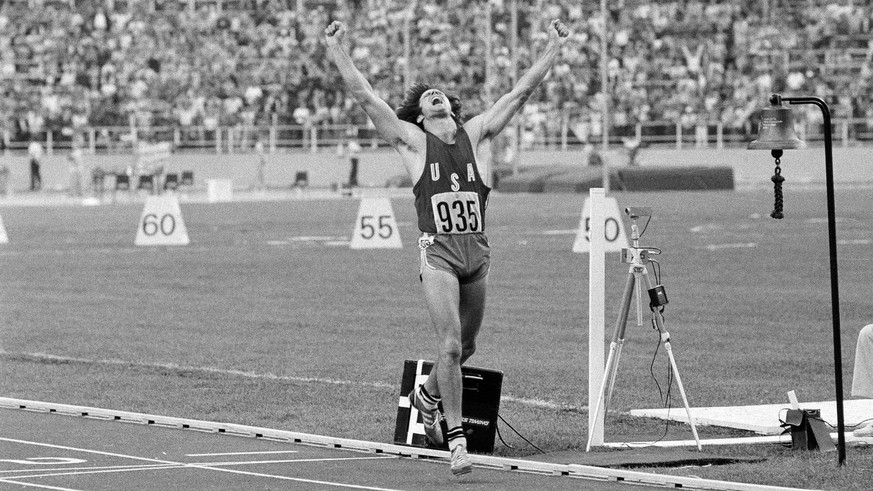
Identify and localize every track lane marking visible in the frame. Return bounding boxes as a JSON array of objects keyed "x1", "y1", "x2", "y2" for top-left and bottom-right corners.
[
  {"x1": 0, "y1": 437, "x2": 179, "y2": 465},
  {"x1": 0, "y1": 464, "x2": 179, "y2": 475},
  {"x1": 181, "y1": 464, "x2": 405, "y2": 491},
  {"x1": 0, "y1": 479, "x2": 82, "y2": 490},
  {"x1": 2, "y1": 464, "x2": 185, "y2": 480},
  {"x1": 186, "y1": 450, "x2": 299, "y2": 457},
  {"x1": 194, "y1": 456, "x2": 398, "y2": 466},
  {"x1": 0, "y1": 437, "x2": 404, "y2": 491}
]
